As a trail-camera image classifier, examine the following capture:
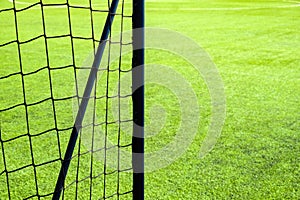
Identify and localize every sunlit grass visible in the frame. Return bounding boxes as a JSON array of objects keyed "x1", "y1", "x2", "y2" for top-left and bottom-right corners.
[{"x1": 0, "y1": 0, "x2": 299, "y2": 199}]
